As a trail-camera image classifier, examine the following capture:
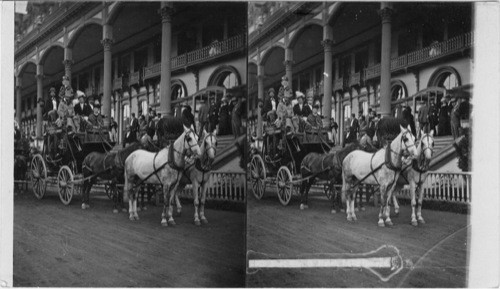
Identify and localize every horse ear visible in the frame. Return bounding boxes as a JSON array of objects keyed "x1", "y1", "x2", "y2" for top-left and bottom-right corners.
[
  {"x1": 407, "y1": 124, "x2": 411, "y2": 132},
  {"x1": 213, "y1": 129, "x2": 218, "y2": 136},
  {"x1": 183, "y1": 124, "x2": 189, "y2": 131},
  {"x1": 399, "y1": 125, "x2": 405, "y2": 132},
  {"x1": 430, "y1": 129, "x2": 434, "y2": 137},
  {"x1": 420, "y1": 129, "x2": 424, "y2": 137}
]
